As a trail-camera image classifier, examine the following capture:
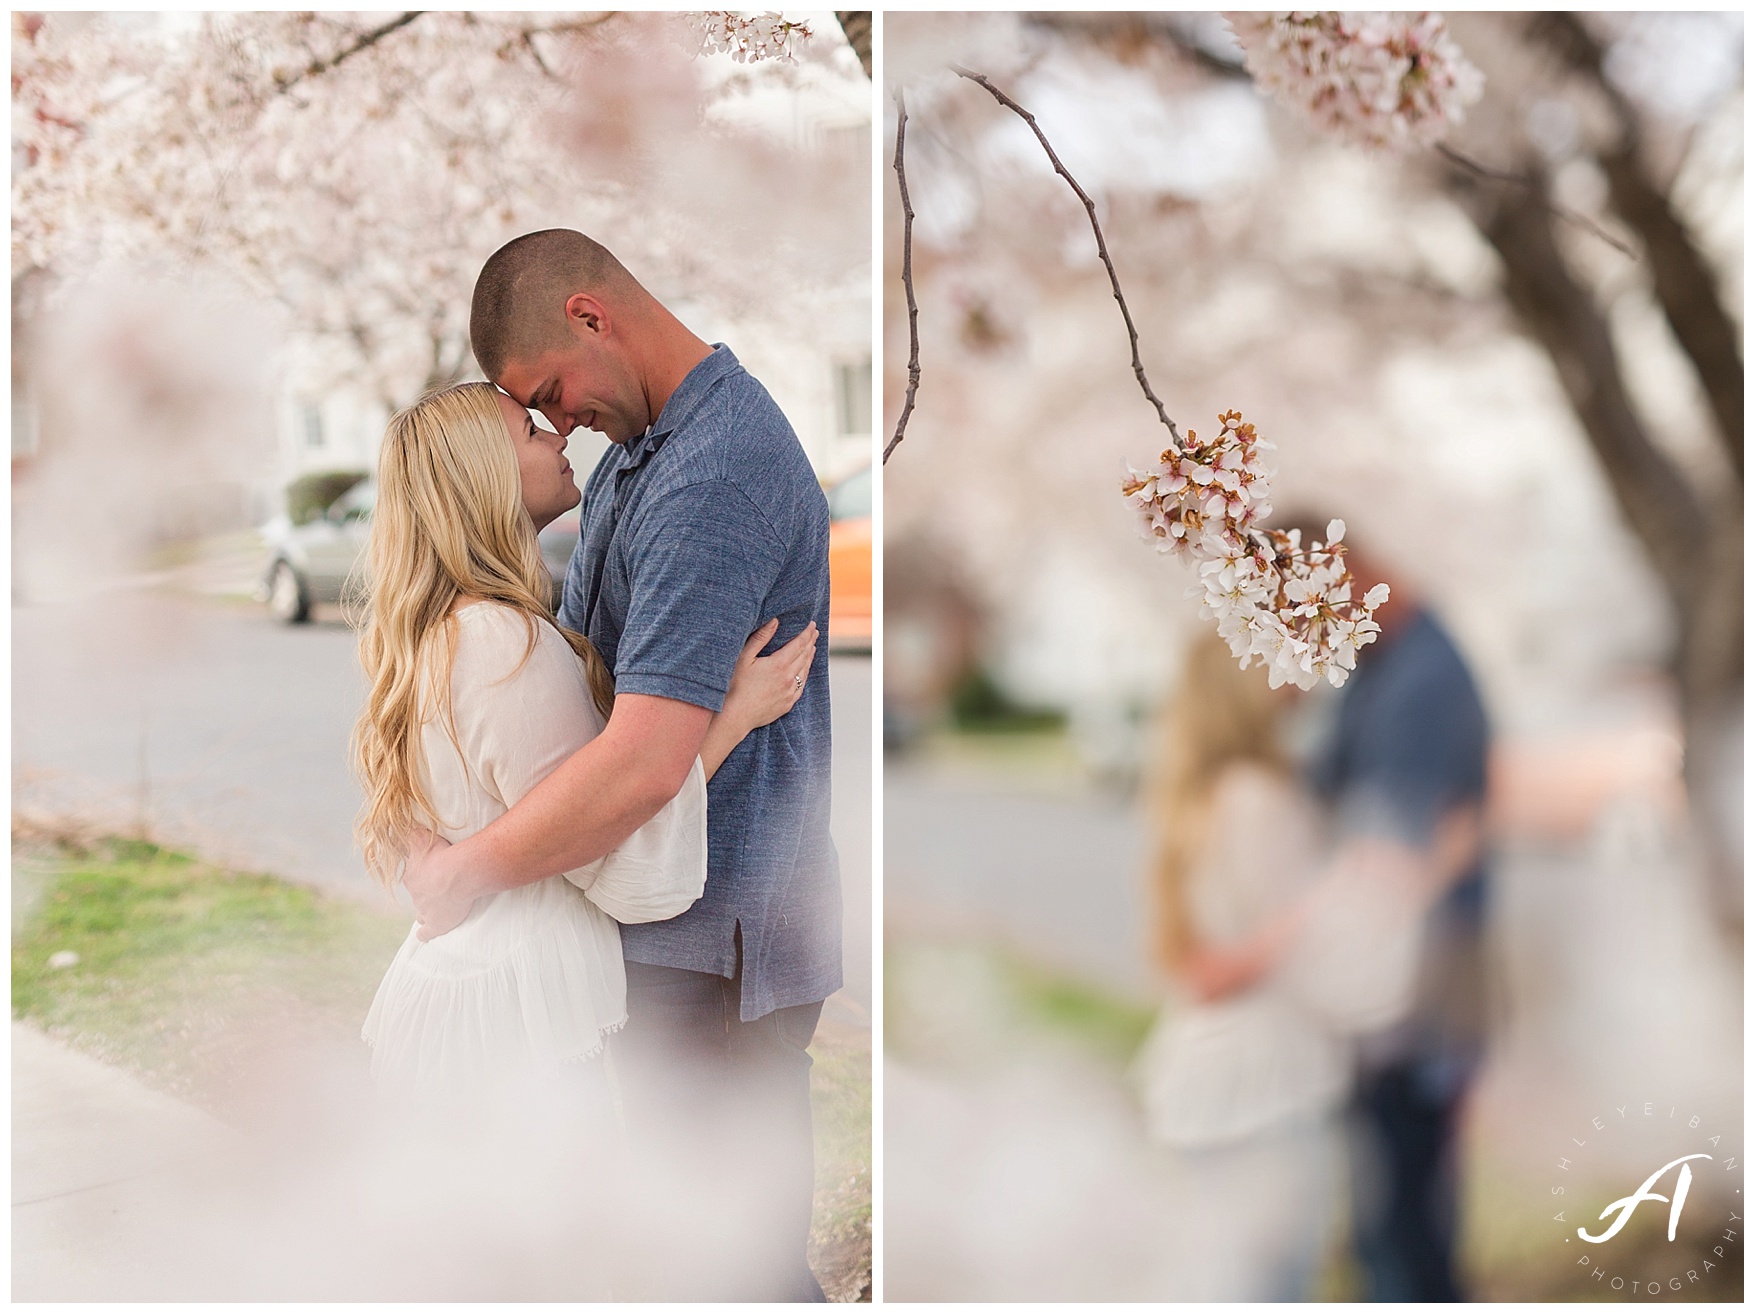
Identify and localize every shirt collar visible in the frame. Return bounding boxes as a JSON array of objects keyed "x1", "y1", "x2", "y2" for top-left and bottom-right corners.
[{"x1": 644, "y1": 342, "x2": 740, "y2": 448}]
